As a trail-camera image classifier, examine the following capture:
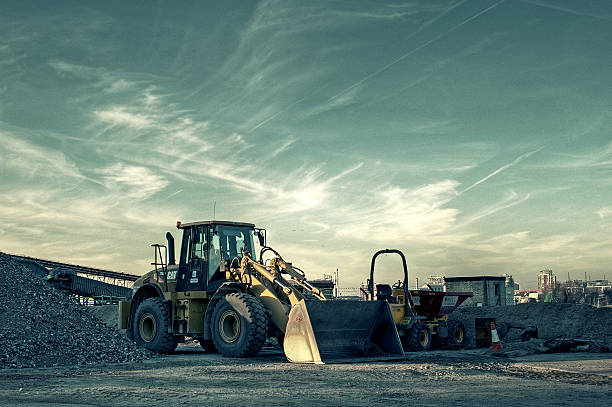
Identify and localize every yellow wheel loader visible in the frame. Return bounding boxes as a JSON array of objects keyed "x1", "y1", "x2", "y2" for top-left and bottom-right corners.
[{"x1": 119, "y1": 220, "x2": 404, "y2": 364}]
